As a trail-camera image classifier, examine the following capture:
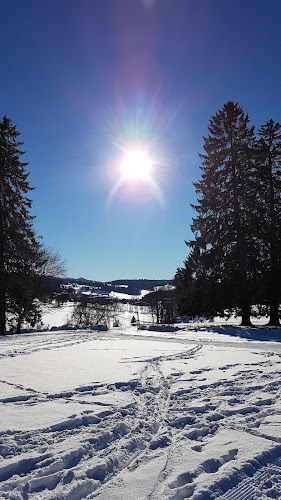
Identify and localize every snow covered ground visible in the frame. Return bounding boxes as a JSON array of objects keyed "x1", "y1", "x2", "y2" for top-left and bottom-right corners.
[
  {"x1": 1, "y1": 308, "x2": 281, "y2": 499},
  {"x1": 41, "y1": 303, "x2": 75, "y2": 329}
]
